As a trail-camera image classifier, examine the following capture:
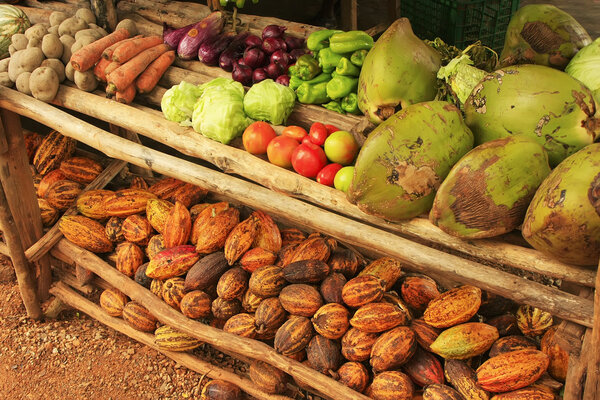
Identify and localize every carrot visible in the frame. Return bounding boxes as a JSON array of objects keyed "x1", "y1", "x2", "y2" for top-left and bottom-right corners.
[
  {"x1": 112, "y1": 35, "x2": 164, "y2": 63},
  {"x1": 70, "y1": 28, "x2": 131, "y2": 72},
  {"x1": 104, "y1": 61, "x2": 121, "y2": 76},
  {"x1": 93, "y1": 57, "x2": 112, "y2": 82},
  {"x1": 115, "y1": 84, "x2": 136, "y2": 104},
  {"x1": 101, "y1": 35, "x2": 142, "y2": 60},
  {"x1": 135, "y1": 50, "x2": 175, "y2": 94},
  {"x1": 107, "y1": 43, "x2": 170, "y2": 93}
]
